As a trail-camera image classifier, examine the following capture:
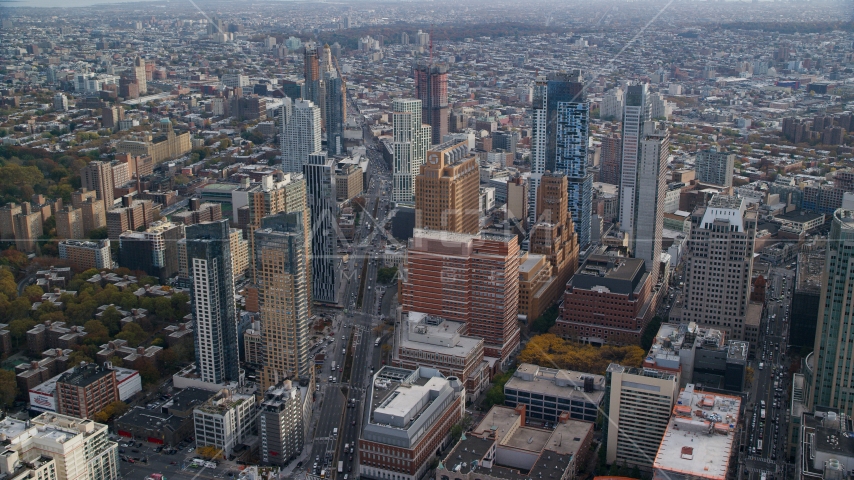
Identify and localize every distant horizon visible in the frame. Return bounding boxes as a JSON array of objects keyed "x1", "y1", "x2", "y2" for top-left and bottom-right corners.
[
  {"x1": 4, "y1": 0, "x2": 162, "y2": 8},
  {"x1": 3, "y1": 0, "x2": 849, "y2": 10}
]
